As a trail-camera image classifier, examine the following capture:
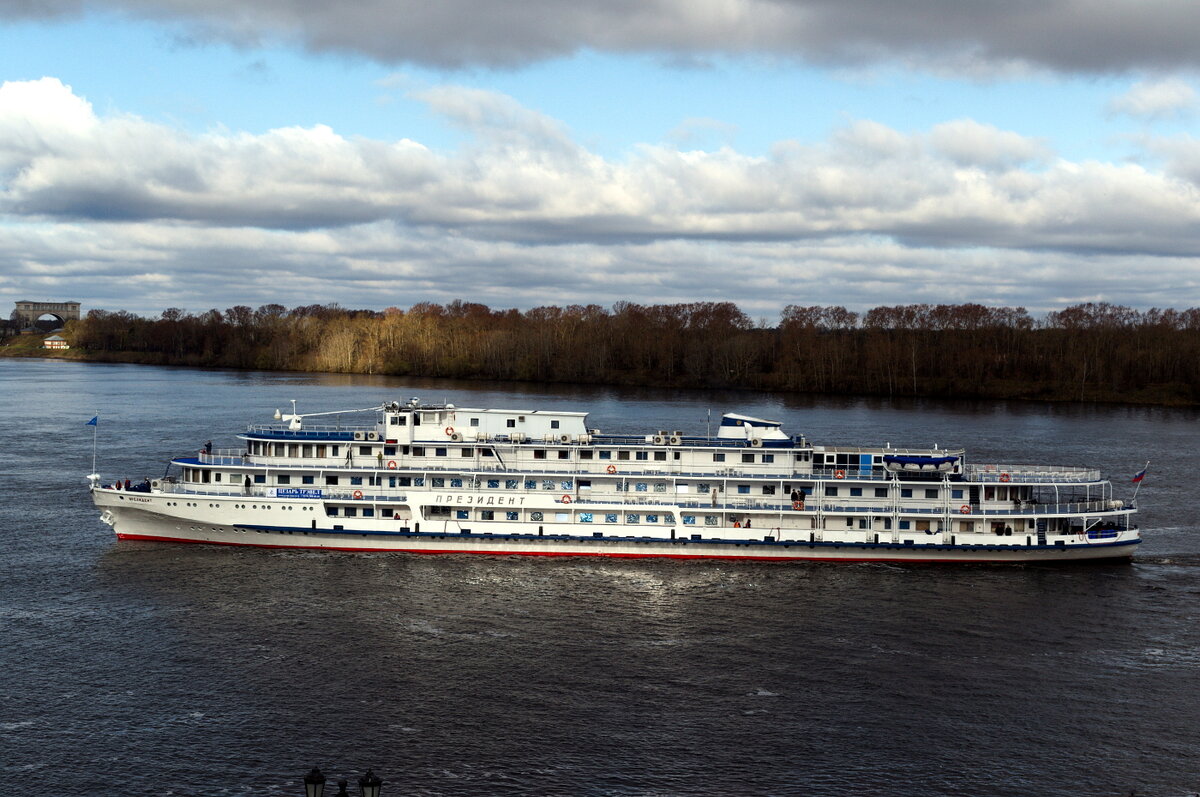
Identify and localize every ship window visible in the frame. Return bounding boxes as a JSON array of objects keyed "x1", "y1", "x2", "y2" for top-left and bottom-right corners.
[
  {"x1": 271, "y1": 444, "x2": 283, "y2": 456},
  {"x1": 556, "y1": 450, "x2": 567, "y2": 460},
  {"x1": 542, "y1": 480, "x2": 555, "y2": 490},
  {"x1": 551, "y1": 420, "x2": 560, "y2": 429},
  {"x1": 737, "y1": 485, "x2": 750, "y2": 494},
  {"x1": 331, "y1": 446, "x2": 339, "y2": 457},
  {"x1": 654, "y1": 483, "x2": 666, "y2": 493},
  {"x1": 506, "y1": 419, "x2": 516, "y2": 428},
  {"x1": 900, "y1": 488, "x2": 912, "y2": 498},
  {"x1": 599, "y1": 450, "x2": 612, "y2": 459},
  {"x1": 684, "y1": 515, "x2": 696, "y2": 525},
  {"x1": 326, "y1": 506, "x2": 338, "y2": 516},
  {"x1": 579, "y1": 513, "x2": 593, "y2": 523},
  {"x1": 742, "y1": 454, "x2": 755, "y2": 463},
  {"x1": 618, "y1": 451, "x2": 630, "y2": 460},
  {"x1": 288, "y1": 444, "x2": 299, "y2": 457},
  {"x1": 363, "y1": 508, "x2": 375, "y2": 518},
  {"x1": 762, "y1": 454, "x2": 774, "y2": 463},
  {"x1": 450, "y1": 479, "x2": 463, "y2": 488},
  {"x1": 525, "y1": 480, "x2": 537, "y2": 489},
  {"x1": 850, "y1": 487, "x2": 862, "y2": 497},
  {"x1": 470, "y1": 418, "x2": 480, "y2": 427},
  {"x1": 534, "y1": 450, "x2": 546, "y2": 459},
  {"x1": 359, "y1": 446, "x2": 371, "y2": 455},
  {"x1": 952, "y1": 489, "x2": 964, "y2": 499},
  {"x1": 899, "y1": 520, "x2": 910, "y2": 530},
  {"x1": 481, "y1": 448, "x2": 494, "y2": 457},
  {"x1": 626, "y1": 514, "x2": 640, "y2": 524},
  {"x1": 825, "y1": 486, "x2": 838, "y2": 496},
  {"x1": 344, "y1": 507, "x2": 357, "y2": 518},
  {"x1": 698, "y1": 483, "x2": 710, "y2": 493},
  {"x1": 456, "y1": 510, "x2": 469, "y2": 520},
  {"x1": 580, "y1": 451, "x2": 594, "y2": 460},
  {"x1": 254, "y1": 475, "x2": 265, "y2": 484},
  {"x1": 435, "y1": 448, "x2": 447, "y2": 457},
  {"x1": 713, "y1": 453, "x2": 726, "y2": 462},
  {"x1": 705, "y1": 515, "x2": 719, "y2": 526},
  {"x1": 504, "y1": 479, "x2": 518, "y2": 489},
  {"x1": 636, "y1": 452, "x2": 648, "y2": 461},
  {"x1": 605, "y1": 513, "x2": 618, "y2": 523},
  {"x1": 858, "y1": 519, "x2": 869, "y2": 529},
  {"x1": 561, "y1": 480, "x2": 573, "y2": 490},
  {"x1": 875, "y1": 488, "x2": 888, "y2": 498},
  {"x1": 413, "y1": 477, "x2": 424, "y2": 487},
  {"x1": 615, "y1": 482, "x2": 628, "y2": 492},
  {"x1": 487, "y1": 479, "x2": 500, "y2": 488},
  {"x1": 579, "y1": 480, "x2": 591, "y2": 489},
  {"x1": 506, "y1": 511, "x2": 518, "y2": 521},
  {"x1": 481, "y1": 510, "x2": 494, "y2": 520},
  {"x1": 654, "y1": 451, "x2": 666, "y2": 461},
  {"x1": 325, "y1": 476, "x2": 338, "y2": 485},
  {"x1": 384, "y1": 446, "x2": 396, "y2": 456},
  {"x1": 432, "y1": 478, "x2": 445, "y2": 488},
  {"x1": 646, "y1": 514, "x2": 659, "y2": 523},
  {"x1": 925, "y1": 489, "x2": 939, "y2": 499},
  {"x1": 762, "y1": 485, "x2": 775, "y2": 495},
  {"x1": 278, "y1": 475, "x2": 291, "y2": 485},
  {"x1": 636, "y1": 482, "x2": 648, "y2": 492},
  {"x1": 302, "y1": 476, "x2": 314, "y2": 485},
  {"x1": 316, "y1": 445, "x2": 326, "y2": 457},
  {"x1": 302, "y1": 445, "x2": 312, "y2": 457},
  {"x1": 846, "y1": 518, "x2": 854, "y2": 527},
  {"x1": 350, "y1": 477, "x2": 363, "y2": 486},
  {"x1": 461, "y1": 449, "x2": 472, "y2": 457},
  {"x1": 883, "y1": 519, "x2": 892, "y2": 529}
]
